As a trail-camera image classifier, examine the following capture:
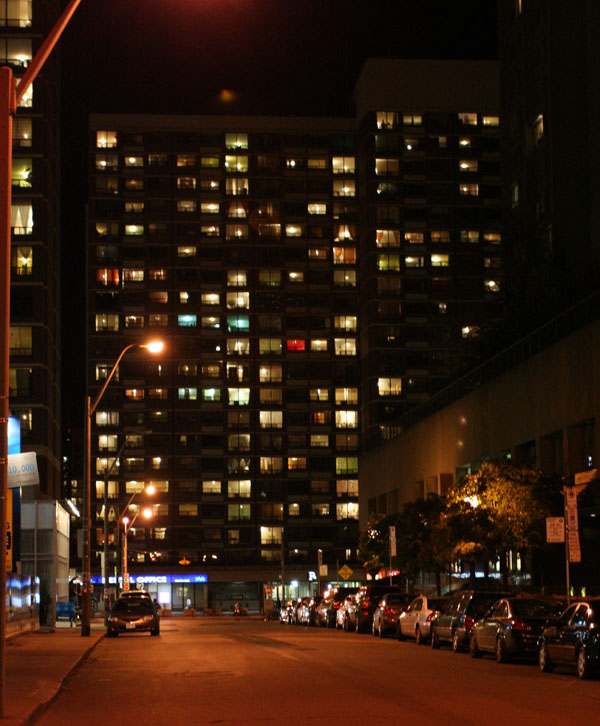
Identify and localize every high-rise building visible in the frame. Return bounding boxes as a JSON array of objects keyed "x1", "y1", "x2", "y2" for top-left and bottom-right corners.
[
  {"x1": 87, "y1": 115, "x2": 362, "y2": 609},
  {"x1": 498, "y1": 0, "x2": 600, "y2": 330},
  {"x1": 5, "y1": 0, "x2": 62, "y2": 500},
  {"x1": 86, "y1": 60, "x2": 502, "y2": 608},
  {"x1": 354, "y1": 60, "x2": 503, "y2": 446}
]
